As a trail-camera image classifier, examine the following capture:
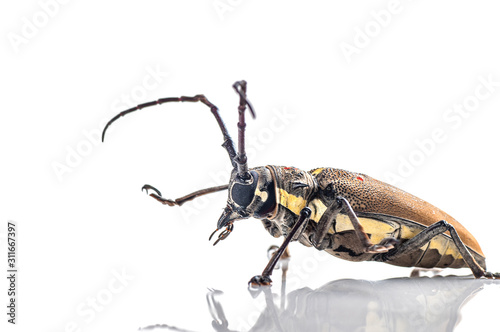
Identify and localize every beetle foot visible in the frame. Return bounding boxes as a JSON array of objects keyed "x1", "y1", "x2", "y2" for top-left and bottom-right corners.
[
  {"x1": 483, "y1": 271, "x2": 500, "y2": 279},
  {"x1": 366, "y1": 237, "x2": 399, "y2": 254},
  {"x1": 248, "y1": 275, "x2": 272, "y2": 287},
  {"x1": 142, "y1": 184, "x2": 178, "y2": 206}
]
